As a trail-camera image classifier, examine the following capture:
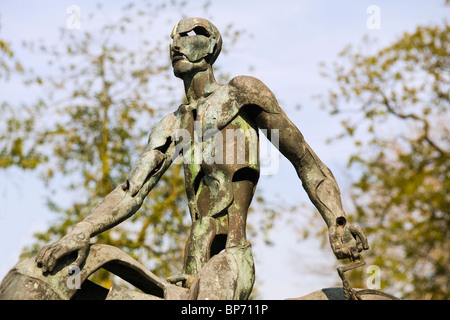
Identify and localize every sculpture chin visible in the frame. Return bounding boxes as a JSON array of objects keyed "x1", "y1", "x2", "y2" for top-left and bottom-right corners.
[{"x1": 172, "y1": 59, "x2": 193, "y2": 78}]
